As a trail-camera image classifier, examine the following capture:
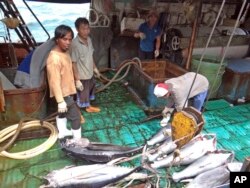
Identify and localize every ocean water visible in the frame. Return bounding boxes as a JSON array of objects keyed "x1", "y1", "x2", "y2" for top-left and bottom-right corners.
[{"x1": 0, "y1": 0, "x2": 90, "y2": 42}]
